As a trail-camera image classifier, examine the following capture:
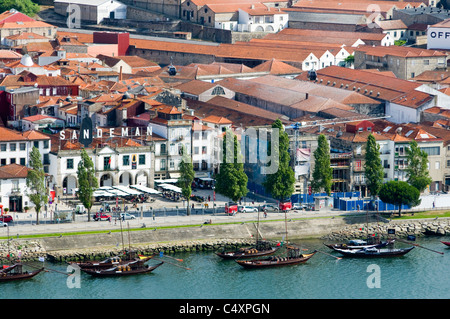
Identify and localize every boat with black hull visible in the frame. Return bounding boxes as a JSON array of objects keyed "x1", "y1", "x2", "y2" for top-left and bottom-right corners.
[
  {"x1": 0, "y1": 264, "x2": 44, "y2": 282},
  {"x1": 216, "y1": 208, "x2": 279, "y2": 259},
  {"x1": 324, "y1": 239, "x2": 389, "y2": 250},
  {"x1": 81, "y1": 260, "x2": 164, "y2": 277},
  {"x1": 235, "y1": 249, "x2": 317, "y2": 269},
  {"x1": 331, "y1": 245, "x2": 415, "y2": 258},
  {"x1": 216, "y1": 241, "x2": 280, "y2": 259},
  {"x1": 68, "y1": 252, "x2": 154, "y2": 270}
]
